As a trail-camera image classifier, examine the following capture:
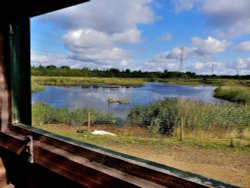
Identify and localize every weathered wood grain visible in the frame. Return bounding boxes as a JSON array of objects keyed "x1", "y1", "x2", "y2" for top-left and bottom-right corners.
[
  {"x1": 0, "y1": 19, "x2": 11, "y2": 132},
  {"x1": 9, "y1": 17, "x2": 31, "y2": 125},
  {"x1": 5, "y1": 125, "x2": 239, "y2": 188}
]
